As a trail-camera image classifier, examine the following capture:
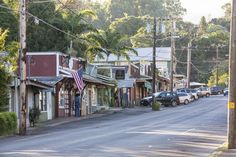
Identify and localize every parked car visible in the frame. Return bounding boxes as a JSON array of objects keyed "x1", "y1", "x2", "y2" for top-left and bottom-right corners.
[
  {"x1": 176, "y1": 88, "x2": 194, "y2": 100},
  {"x1": 198, "y1": 87, "x2": 211, "y2": 97},
  {"x1": 190, "y1": 89, "x2": 199, "y2": 100},
  {"x1": 156, "y1": 91, "x2": 180, "y2": 107},
  {"x1": 177, "y1": 92, "x2": 192, "y2": 104},
  {"x1": 140, "y1": 92, "x2": 161, "y2": 106},
  {"x1": 210, "y1": 86, "x2": 223, "y2": 95},
  {"x1": 223, "y1": 88, "x2": 228, "y2": 96}
]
